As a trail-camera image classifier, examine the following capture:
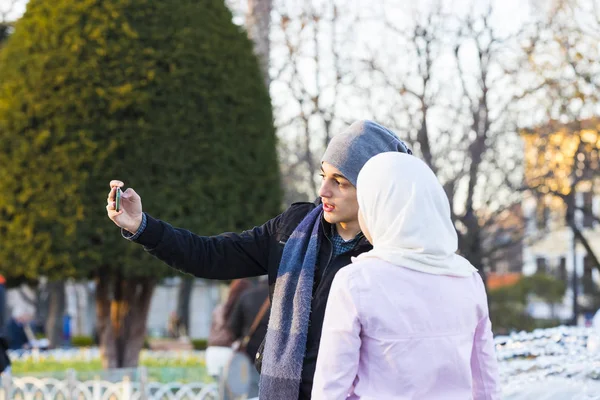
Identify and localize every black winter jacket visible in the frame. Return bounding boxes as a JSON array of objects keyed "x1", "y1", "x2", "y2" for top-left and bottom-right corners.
[
  {"x1": 0, "y1": 336, "x2": 10, "y2": 373},
  {"x1": 134, "y1": 201, "x2": 372, "y2": 399}
]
